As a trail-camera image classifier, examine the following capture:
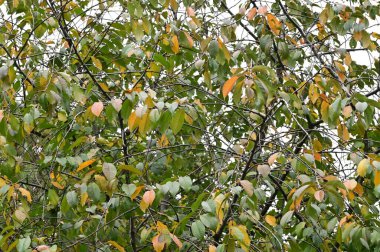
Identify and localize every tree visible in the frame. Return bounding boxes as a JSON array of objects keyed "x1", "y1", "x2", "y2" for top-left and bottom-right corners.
[{"x1": 0, "y1": 0, "x2": 379, "y2": 251}]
